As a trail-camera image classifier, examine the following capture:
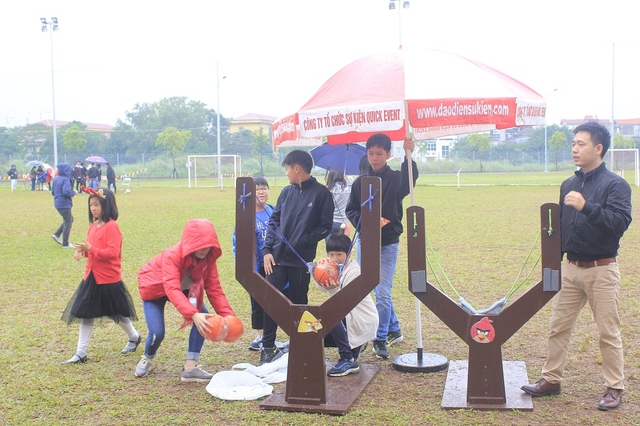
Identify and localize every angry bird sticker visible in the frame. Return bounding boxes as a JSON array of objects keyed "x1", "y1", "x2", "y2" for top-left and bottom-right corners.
[
  {"x1": 470, "y1": 316, "x2": 496, "y2": 343},
  {"x1": 297, "y1": 310, "x2": 322, "y2": 333}
]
